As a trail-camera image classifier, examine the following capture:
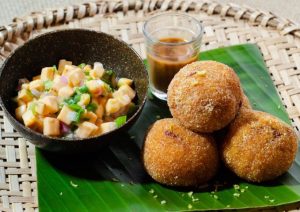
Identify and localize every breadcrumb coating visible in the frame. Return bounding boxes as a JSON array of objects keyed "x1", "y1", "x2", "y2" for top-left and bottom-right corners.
[
  {"x1": 142, "y1": 118, "x2": 219, "y2": 186},
  {"x1": 167, "y1": 61, "x2": 242, "y2": 133},
  {"x1": 222, "y1": 109, "x2": 298, "y2": 182}
]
